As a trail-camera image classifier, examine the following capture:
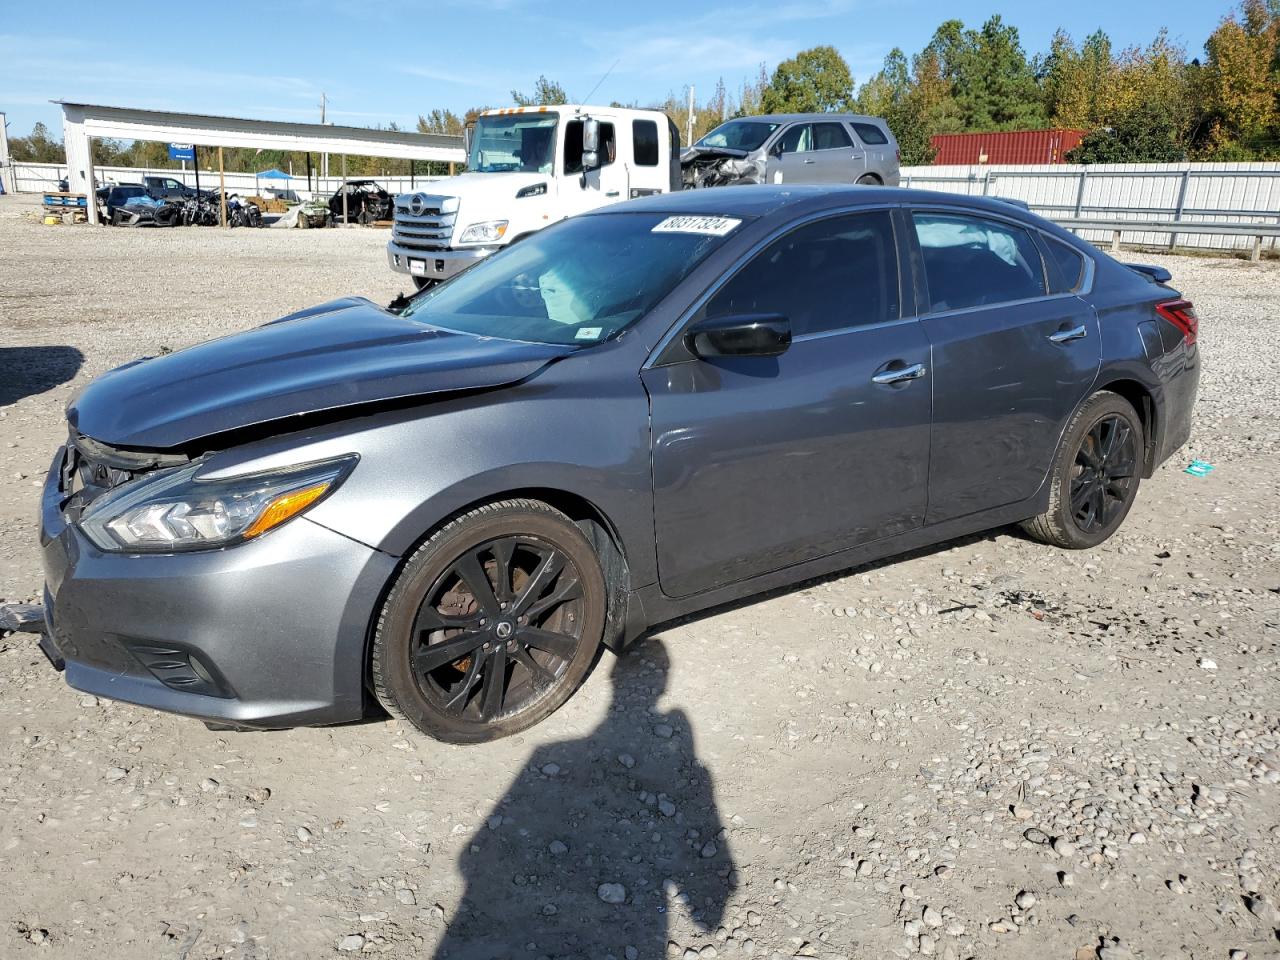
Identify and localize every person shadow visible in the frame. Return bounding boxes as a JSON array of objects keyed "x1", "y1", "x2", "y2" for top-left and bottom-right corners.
[{"x1": 433, "y1": 638, "x2": 737, "y2": 959}]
